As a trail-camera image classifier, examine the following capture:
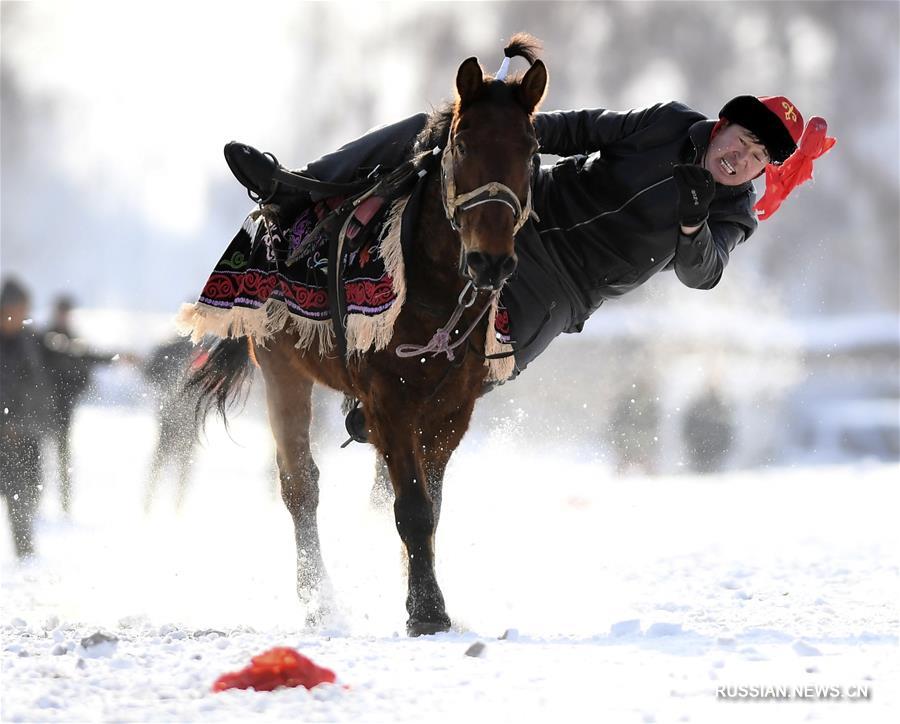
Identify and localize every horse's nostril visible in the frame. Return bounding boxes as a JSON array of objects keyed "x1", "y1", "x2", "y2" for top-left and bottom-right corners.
[
  {"x1": 465, "y1": 252, "x2": 488, "y2": 273},
  {"x1": 466, "y1": 252, "x2": 516, "y2": 288},
  {"x1": 499, "y1": 255, "x2": 517, "y2": 277}
]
